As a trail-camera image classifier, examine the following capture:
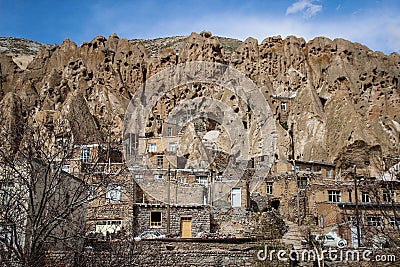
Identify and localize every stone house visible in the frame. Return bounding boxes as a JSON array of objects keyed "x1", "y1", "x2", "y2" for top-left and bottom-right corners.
[
  {"x1": 257, "y1": 159, "x2": 400, "y2": 247},
  {"x1": 134, "y1": 203, "x2": 210, "y2": 238}
]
